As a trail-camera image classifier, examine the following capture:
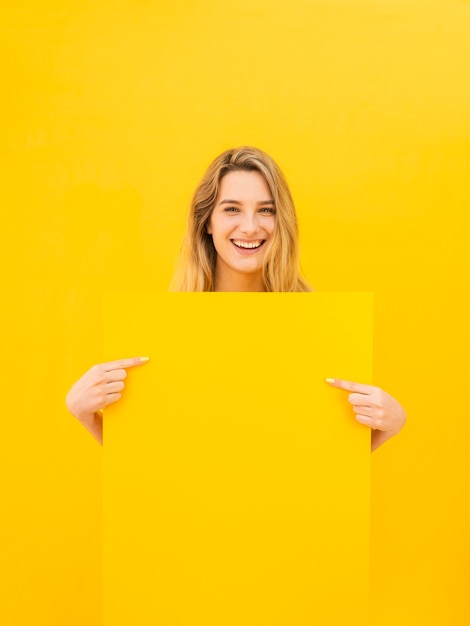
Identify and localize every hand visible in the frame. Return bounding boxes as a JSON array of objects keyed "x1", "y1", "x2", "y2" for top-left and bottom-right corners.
[
  {"x1": 66, "y1": 357, "x2": 149, "y2": 422},
  {"x1": 326, "y1": 378, "x2": 406, "y2": 436}
]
